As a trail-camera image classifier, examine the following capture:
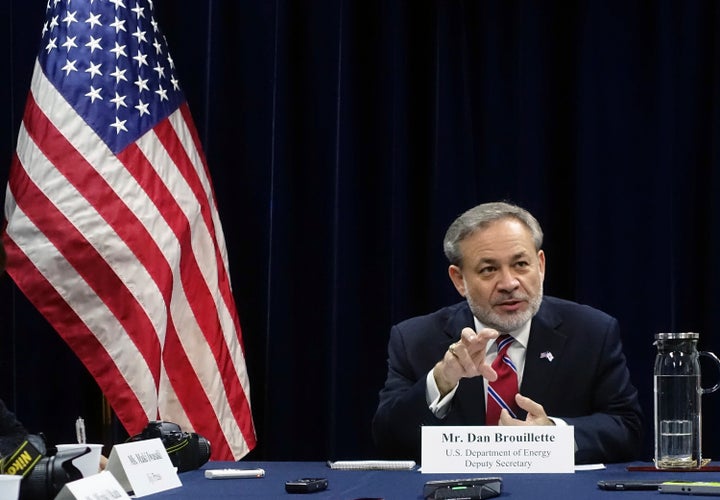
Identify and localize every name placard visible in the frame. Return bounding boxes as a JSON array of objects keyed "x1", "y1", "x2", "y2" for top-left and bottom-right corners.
[
  {"x1": 55, "y1": 470, "x2": 131, "y2": 500},
  {"x1": 421, "y1": 426, "x2": 574, "y2": 473},
  {"x1": 105, "y1": 438, "x2": 182, "y2": 497}
]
